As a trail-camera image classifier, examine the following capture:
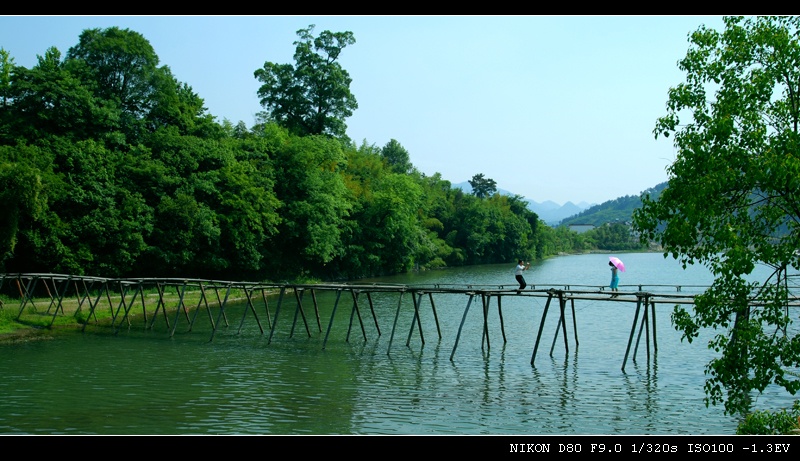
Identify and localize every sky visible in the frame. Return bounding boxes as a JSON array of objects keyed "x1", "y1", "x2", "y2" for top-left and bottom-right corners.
[{"x1": 0, "y1": 15, "x2": 728, "y2": 206}]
